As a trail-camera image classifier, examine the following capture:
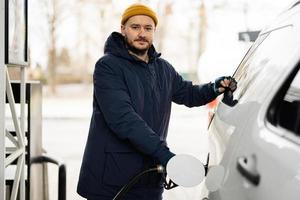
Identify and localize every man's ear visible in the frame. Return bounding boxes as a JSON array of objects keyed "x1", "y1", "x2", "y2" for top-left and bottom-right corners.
[{"x1": 121, "y1": 25, "x2": 126, "y2": 36}]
